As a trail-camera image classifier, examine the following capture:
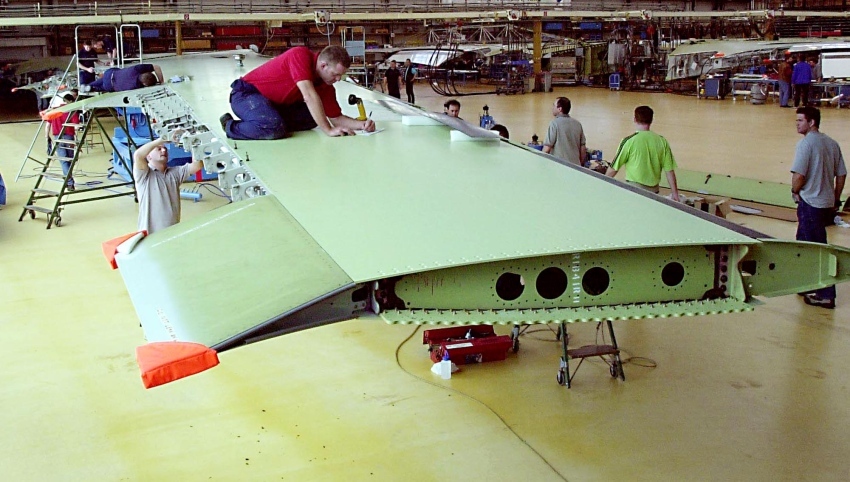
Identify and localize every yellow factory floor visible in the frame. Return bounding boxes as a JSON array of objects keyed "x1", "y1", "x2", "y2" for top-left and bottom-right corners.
[{"x1": 1, "y1": 82, "x2": 850, "y2": 481}]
